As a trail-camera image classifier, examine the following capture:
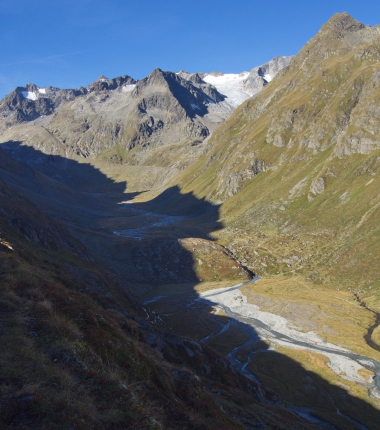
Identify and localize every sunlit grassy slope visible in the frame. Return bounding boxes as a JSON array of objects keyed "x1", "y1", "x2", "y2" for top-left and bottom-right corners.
[{"x1": 174, "y1": 13, "x2": 380, "y2": 309}]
